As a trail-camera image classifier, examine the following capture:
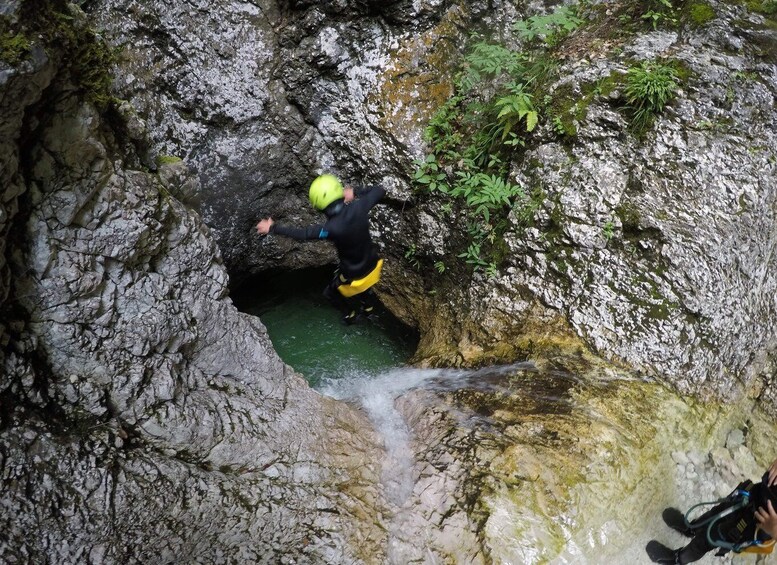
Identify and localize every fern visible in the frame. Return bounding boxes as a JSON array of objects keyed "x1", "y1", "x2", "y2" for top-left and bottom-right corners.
[
  {"x1": 514, "y1": 6, "x2": 584, "y2": 44},
  {"x1": 495, "y1": 84, "x2": 539, "y2": 139},
  {"x1": 465, "y1": 42, "x2": 525, "y2": 77},
  {"x1": 412, "y1": 4, "x2": 589, "y2": 273}
]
